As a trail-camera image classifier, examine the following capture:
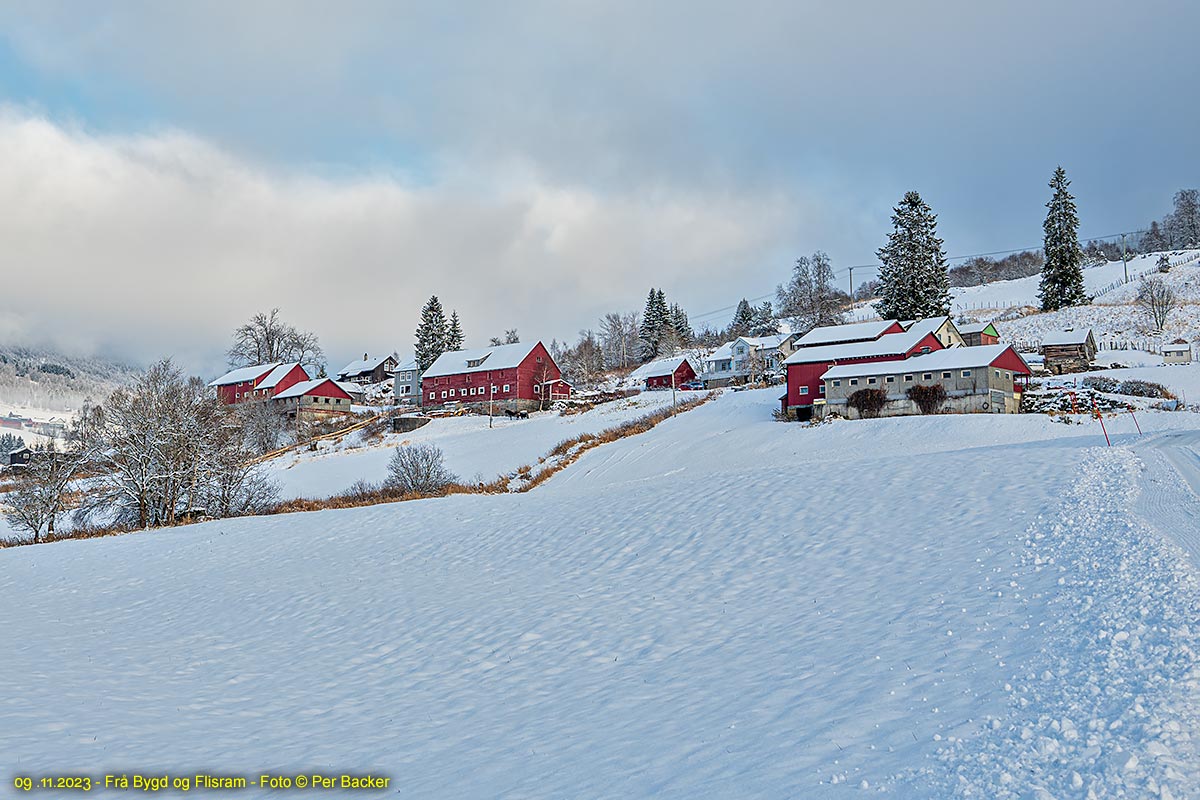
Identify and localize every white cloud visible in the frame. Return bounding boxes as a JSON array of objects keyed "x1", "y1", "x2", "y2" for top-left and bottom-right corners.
[{"x1": 0, "y1": 110, "x2": 841, "y2": 374}]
